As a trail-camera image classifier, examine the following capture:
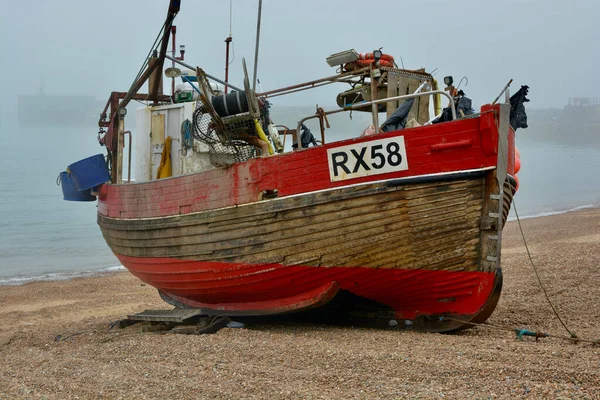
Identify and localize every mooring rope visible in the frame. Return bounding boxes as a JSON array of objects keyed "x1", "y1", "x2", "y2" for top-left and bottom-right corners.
[
  {"x1": 512, "y1": 200, "x2": 578, "y2": 339},
  {"x1": 440, "y1": 317, "x2": 598, "y2": 345},
  {"x1": 128, "y1": 19, "x2": 170, "y2": 96},
  {"x1": 495, "y1": 114, "x2": 580, "y2": 341}
]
